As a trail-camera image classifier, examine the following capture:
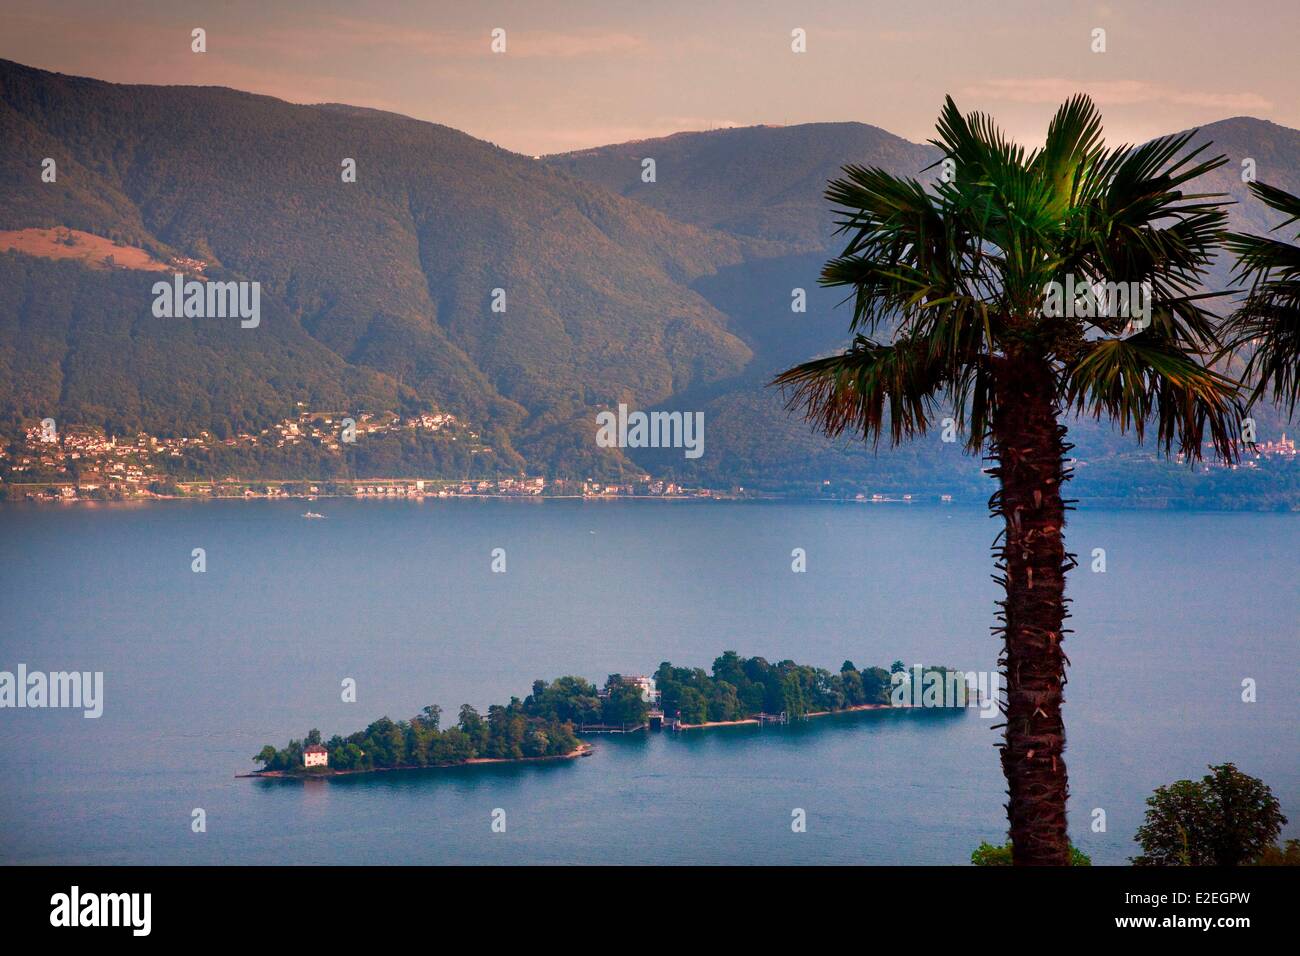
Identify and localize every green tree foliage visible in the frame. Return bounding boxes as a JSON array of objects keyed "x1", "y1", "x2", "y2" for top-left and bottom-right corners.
[
  {"x1": 253, "y1": 693, "x2": 580, "y2": 773},
  {"x1": 653, "y1": 652, "x2": 907, "y2": 724},
  {"x1": 1248, "y1": 839, "x2": 1300, "y2": 866},
  {"x1": 602, "y1": 682, "x2": 651, "y2": 727},
  {"x1": 1132, "y1": 763, "x2": 1288, "y2": 866},
  {"x1": 525, "y1": 676, "x2": 603, "y2": 726},
  {"x1": 971, "y1": 841, "x2": 1091, "y2": 866},
  {"x1": 861, "y1": 667, "x2": 891, "y2": 704}
]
